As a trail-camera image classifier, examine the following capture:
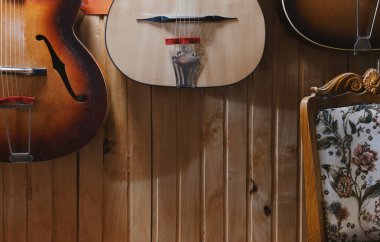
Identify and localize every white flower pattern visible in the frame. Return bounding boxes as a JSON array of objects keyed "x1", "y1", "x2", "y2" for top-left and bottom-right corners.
[{"x1": 316, "y1": 104, "x2": 380, "y2": 241}]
